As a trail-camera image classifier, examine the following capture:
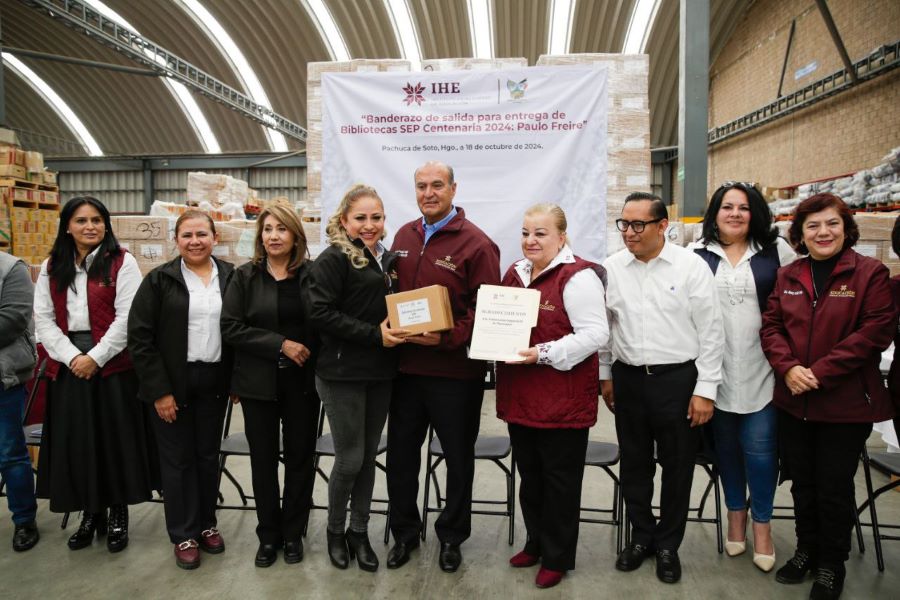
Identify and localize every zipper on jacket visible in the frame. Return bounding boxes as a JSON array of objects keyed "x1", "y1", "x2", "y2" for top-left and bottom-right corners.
[{"x1": 802, "y1": 296, "x2": 817, "y2": 421}]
